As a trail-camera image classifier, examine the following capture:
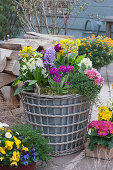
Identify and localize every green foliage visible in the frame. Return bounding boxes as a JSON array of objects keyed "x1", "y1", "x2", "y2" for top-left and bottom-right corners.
[
  {"x1": 0, "y1": 0, "x2": 21, "y2": 40},
  {"x1": 86, "y1": 134, "x2": 113, "y2": 151},
  {"x1": 48, "y1": 74, "x2": 69, "y2": 95},
  {"x1": 11, "y1": 124, "x2": 52, "y2": 162},
  {"x1": 78, "y1": 35, "x2": 113, "y2": 69},
  {"x1": 69, "y1": 71, "x2": 101, "y2": 101}
]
